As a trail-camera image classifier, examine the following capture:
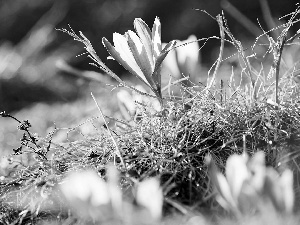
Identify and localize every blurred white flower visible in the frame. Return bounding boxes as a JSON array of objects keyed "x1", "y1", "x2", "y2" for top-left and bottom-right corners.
[
  {"x1": 162, "y1": 35, "x2": 201, "y2": 85},
  {"x1": 59, "y1": 167, "x2": 165, "y2": 223},
  {"x1": 207, "y1": 151, "x2": 294, "y2": 215},
  {"x1": 59, "y1": 170, "x2": 112, "y2": 220},
  {"x1": 136, "y1": 177, "x2": 163, "y2": 220},
  {"x1": 60, "y1": 170, "x2": 110, "y2": 206}
]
